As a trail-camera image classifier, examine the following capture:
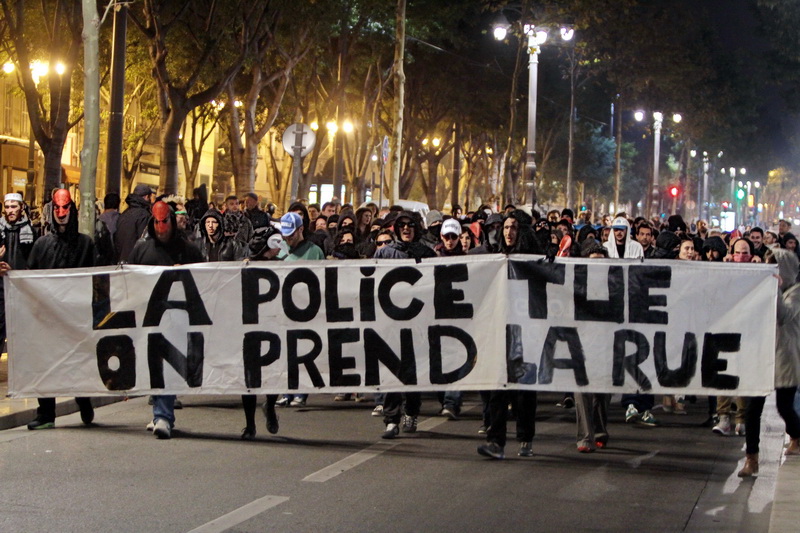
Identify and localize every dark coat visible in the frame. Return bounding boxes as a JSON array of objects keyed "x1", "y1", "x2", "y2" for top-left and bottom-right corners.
[
  {"x1": 115, "y1": 194, "x2": 152, "y2": 263},
  {"x1": 128, "y1": 209, "x2": 204, "y2": 267}
]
